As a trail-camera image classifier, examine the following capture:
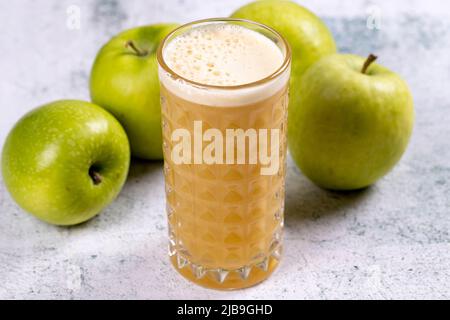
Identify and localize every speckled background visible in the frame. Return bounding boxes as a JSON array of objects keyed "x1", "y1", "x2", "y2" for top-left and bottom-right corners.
[{"x1": 1, "y1": 0, "x2": 449, "y2": 299}]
